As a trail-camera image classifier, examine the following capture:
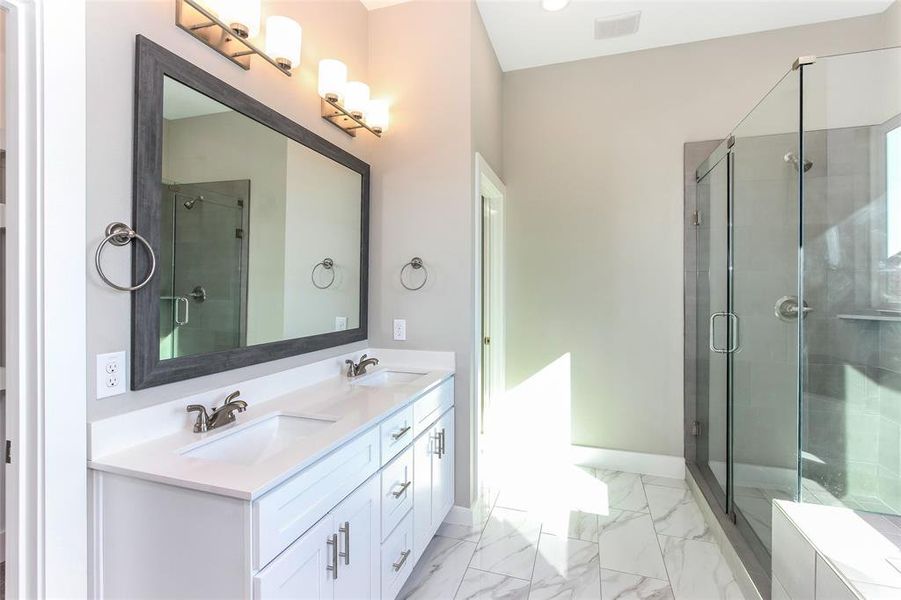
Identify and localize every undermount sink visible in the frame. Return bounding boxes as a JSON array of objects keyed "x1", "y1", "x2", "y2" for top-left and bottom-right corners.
[
  {"x1": 354, "y1": 370, "x2": 426, "y2": 387},
  {"x1": 181, "y1": 414, "x2": 337, "y2": 466}
]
